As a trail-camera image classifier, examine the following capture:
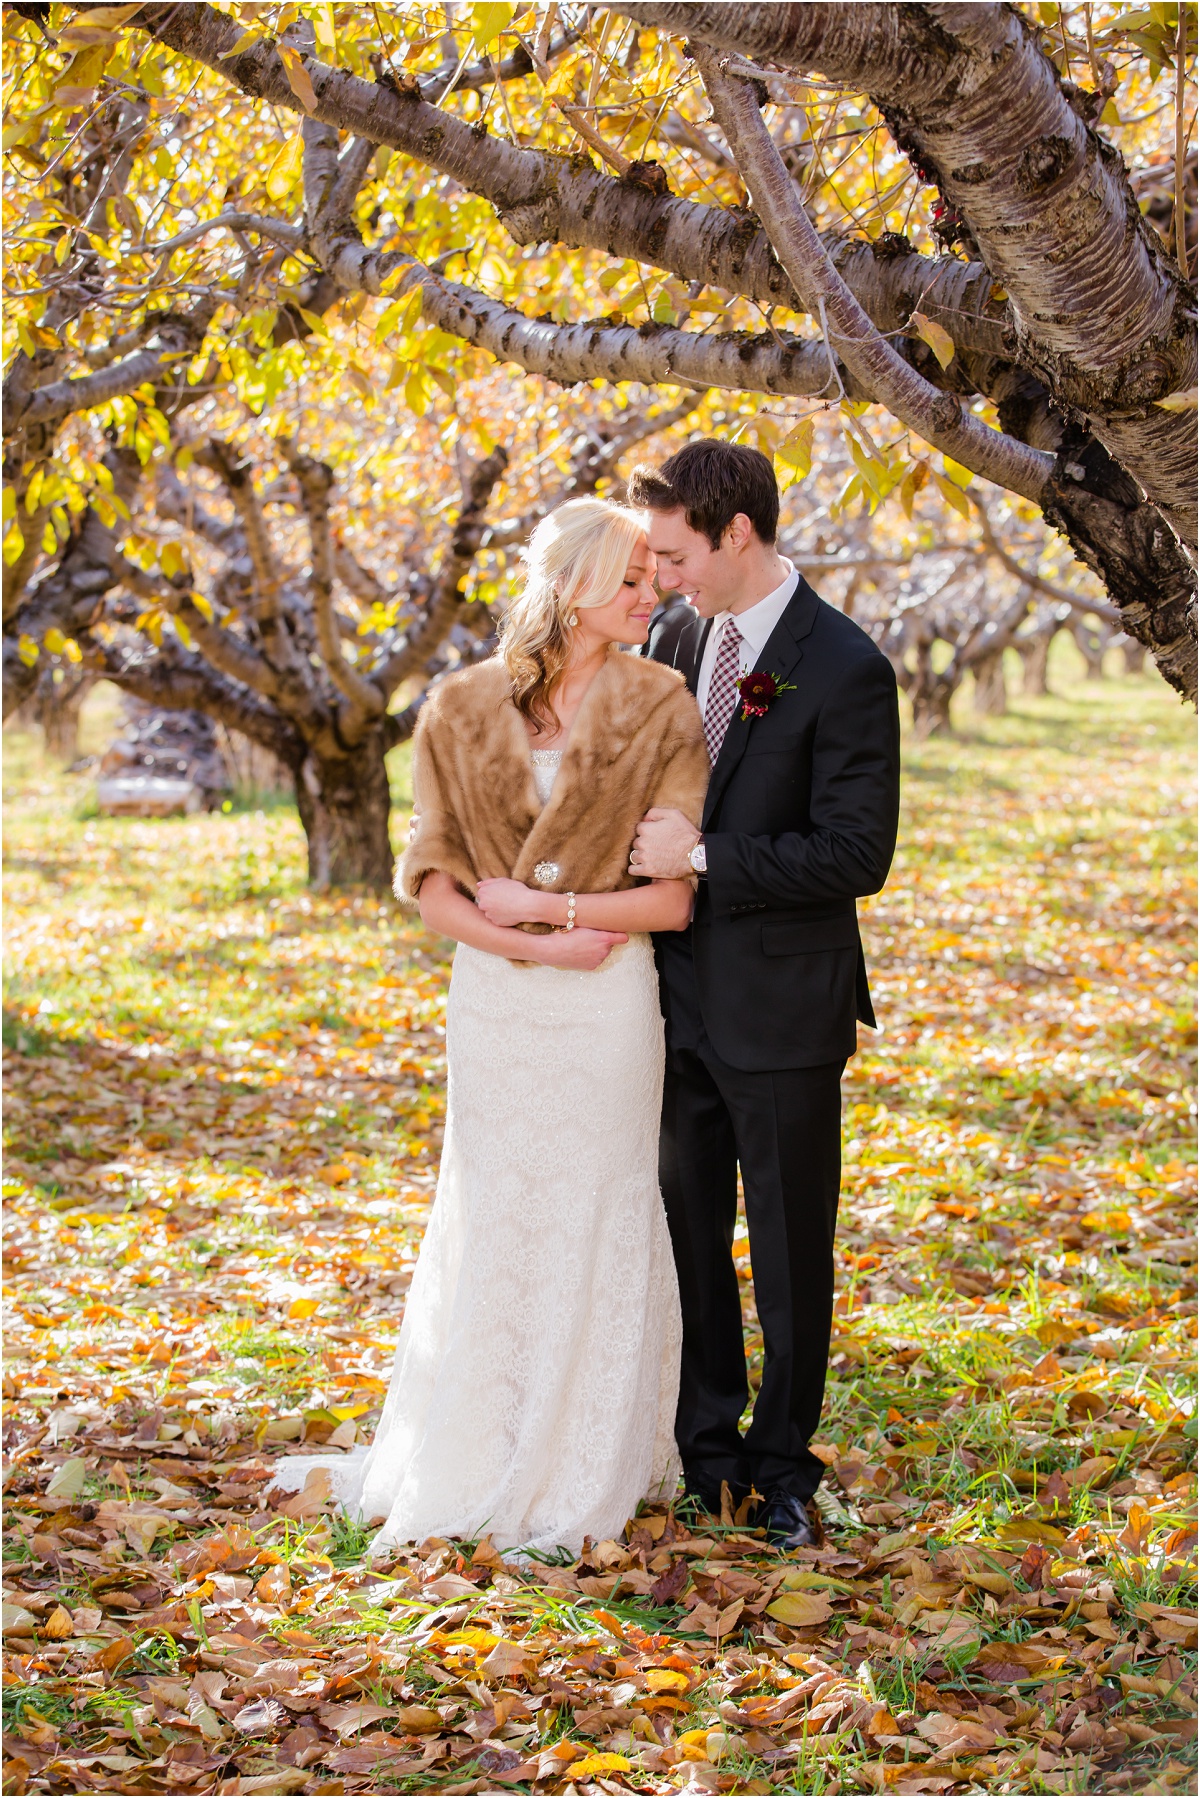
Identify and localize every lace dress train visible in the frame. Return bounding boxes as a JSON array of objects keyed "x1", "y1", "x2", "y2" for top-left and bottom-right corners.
[{"x1": 274, "y1": 751, "x2": 681, "y2": 1554}]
